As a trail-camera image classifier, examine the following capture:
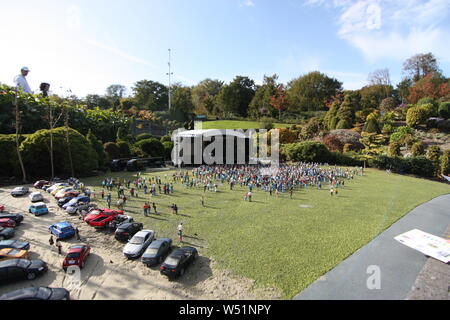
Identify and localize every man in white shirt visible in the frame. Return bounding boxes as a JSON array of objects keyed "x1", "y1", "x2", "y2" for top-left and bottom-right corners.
[{"x1": 14, "y1": 67, "x2": 33, "y2": 94}]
